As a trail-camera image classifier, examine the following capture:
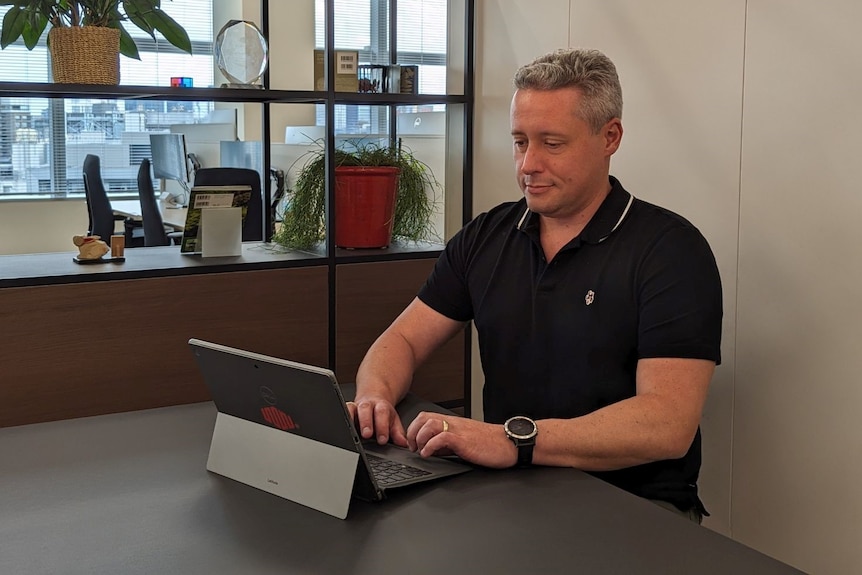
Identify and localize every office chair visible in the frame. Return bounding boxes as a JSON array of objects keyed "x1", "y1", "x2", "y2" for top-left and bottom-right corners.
[
  {"x1": 192, "y1": 167, "x2": 263, "y2": 242},
  {"x1": 83, "y1": 154, "x2": 145, "y2": 246},
  {"x1": 137, "y1": 159, "x2": 184, "y2": 247},
  {"x1": 270, "y1": 167, "x2": 286, "y2": 238}
]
